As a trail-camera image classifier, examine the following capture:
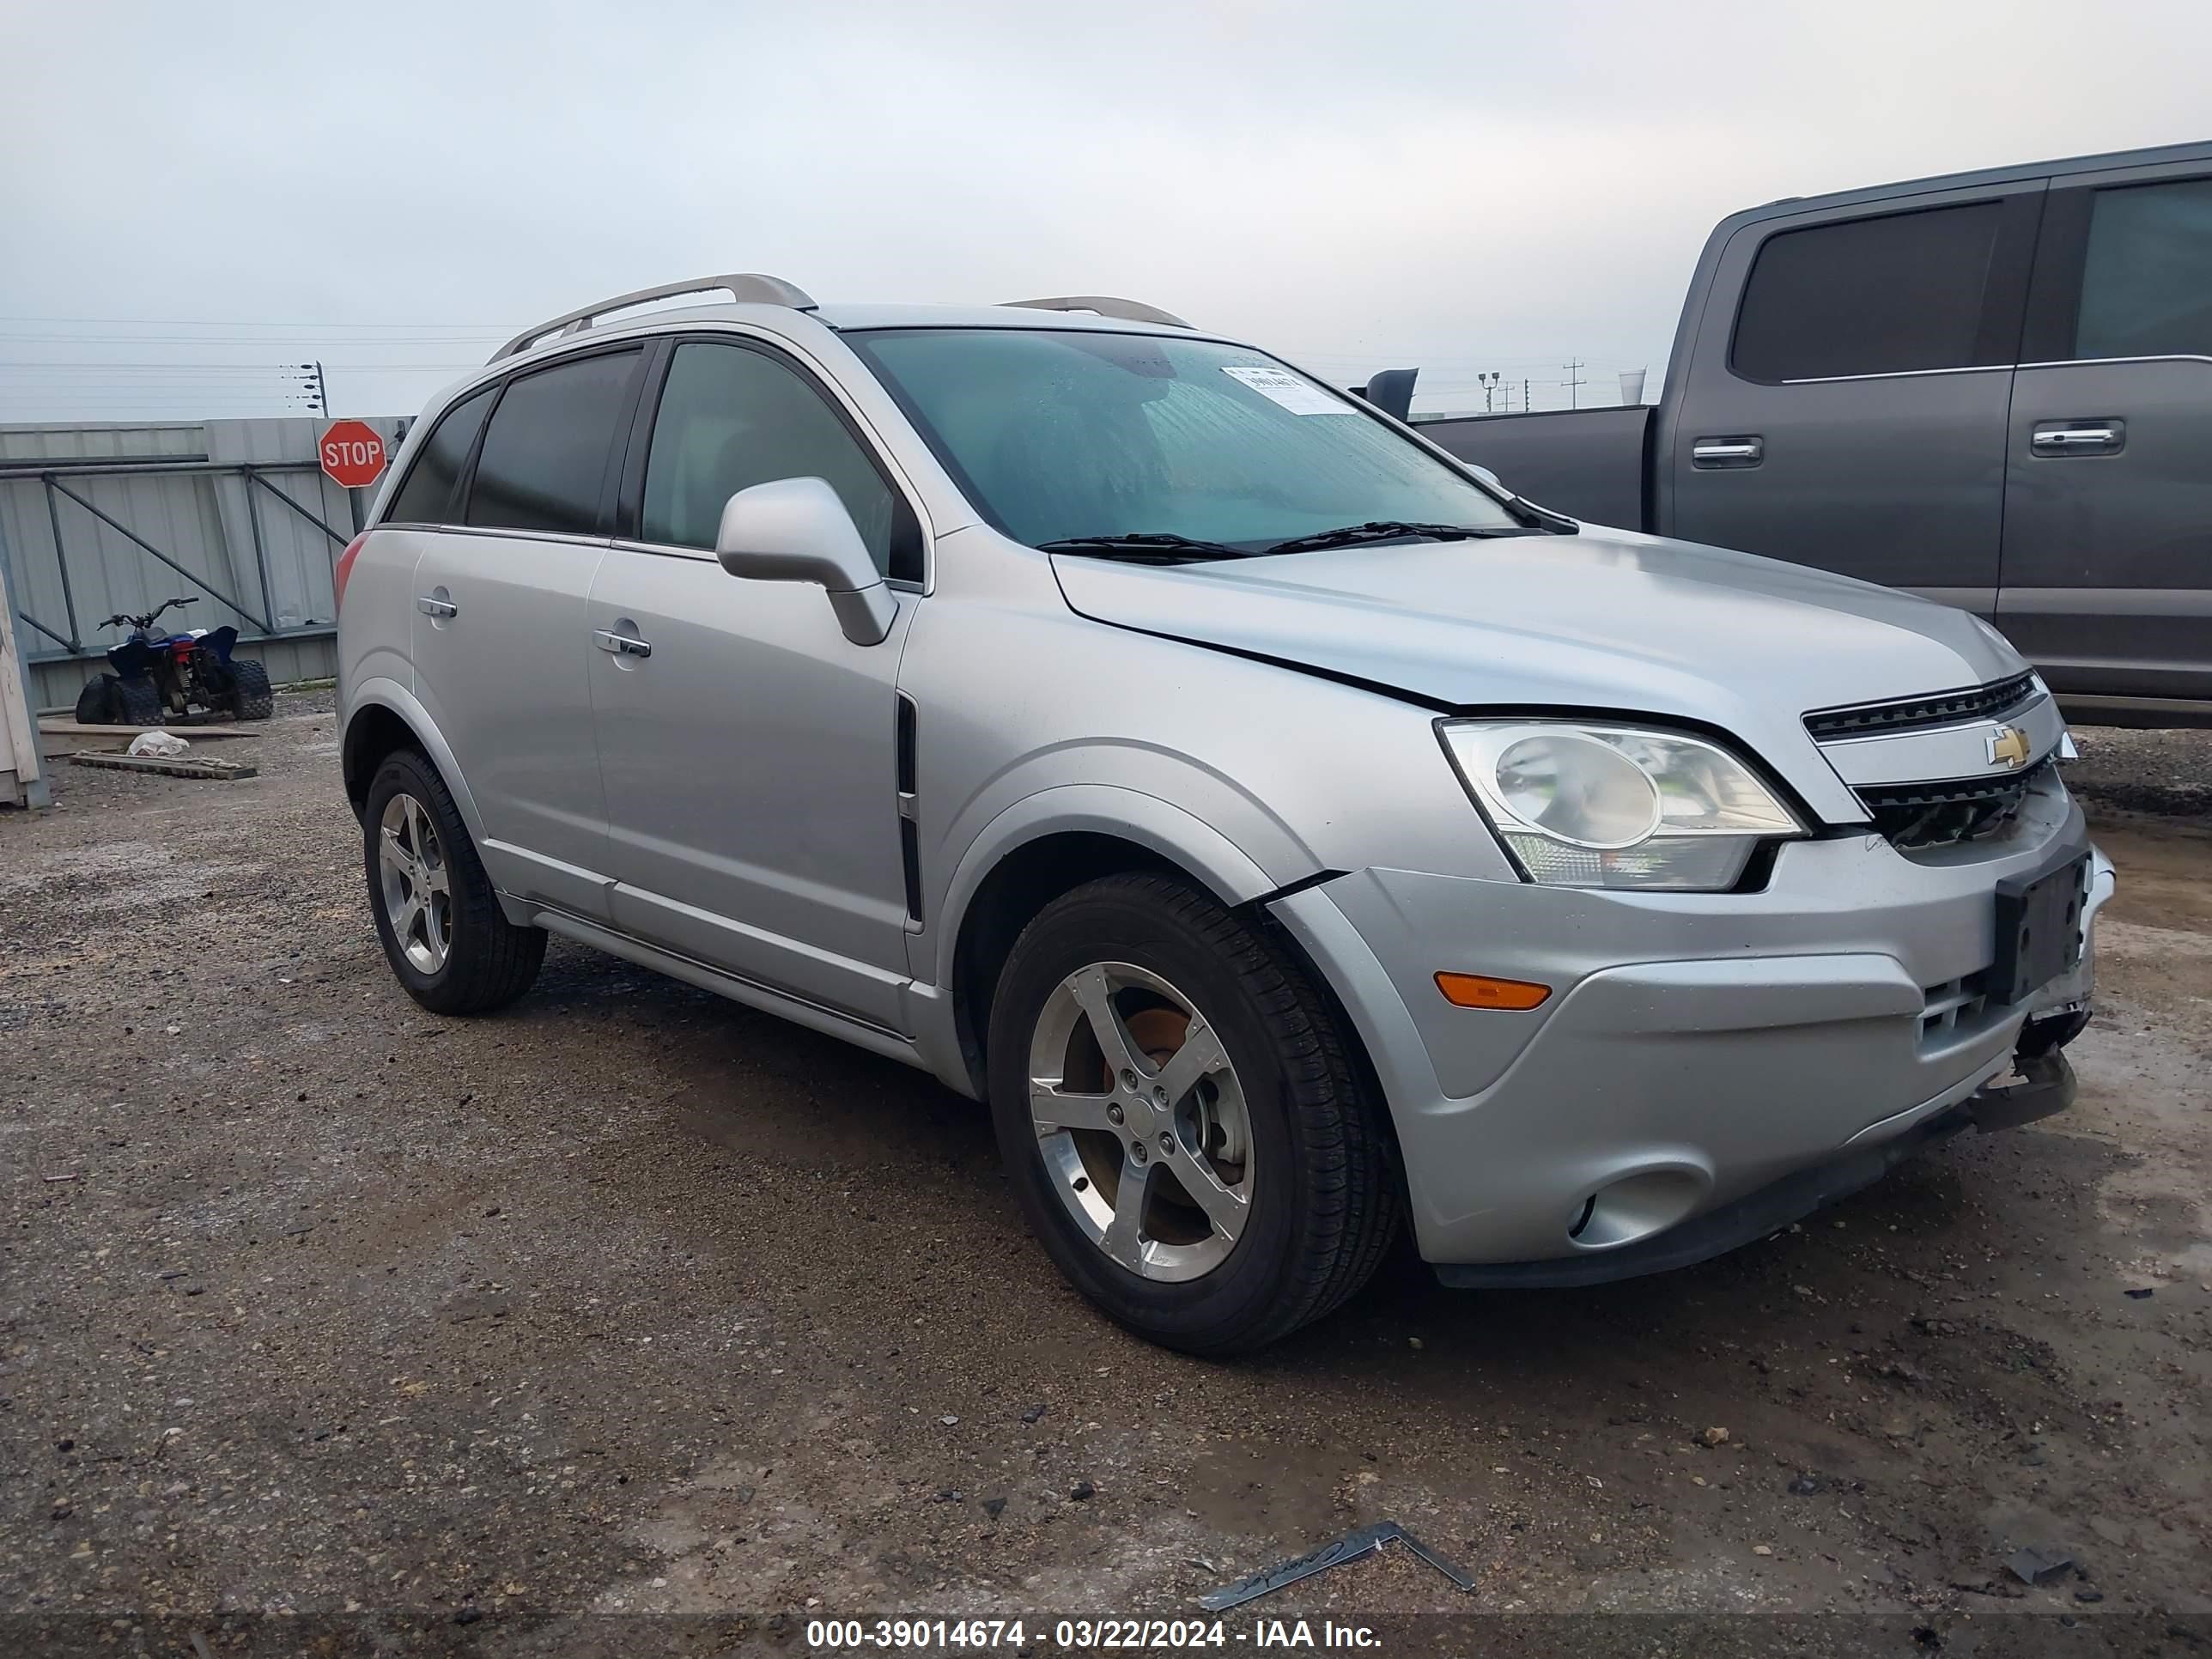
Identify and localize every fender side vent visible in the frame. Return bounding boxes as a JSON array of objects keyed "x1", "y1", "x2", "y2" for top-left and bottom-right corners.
[{"x1": 896, "y1": 693, "x2": 921, "y2": 926}]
